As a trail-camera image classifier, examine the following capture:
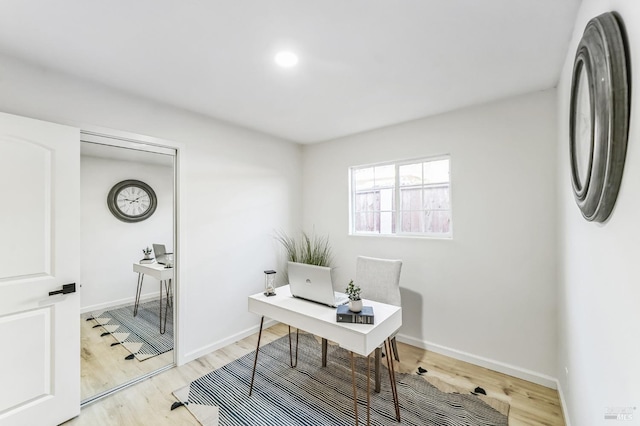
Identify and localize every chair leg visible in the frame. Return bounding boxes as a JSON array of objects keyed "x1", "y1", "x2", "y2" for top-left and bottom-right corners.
[
  {"x1": 375, "y1": 347, "x2": 382, "y2": 393},
  {"x1": 391, "y1": 337, "x2": 400, "y2": 362},
  {"x1": 322, "y1": 338, "x2": 328, "y2": 367},
  {"x1": 288, "y1": 326, "x2": 299, "y2": 367}
]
